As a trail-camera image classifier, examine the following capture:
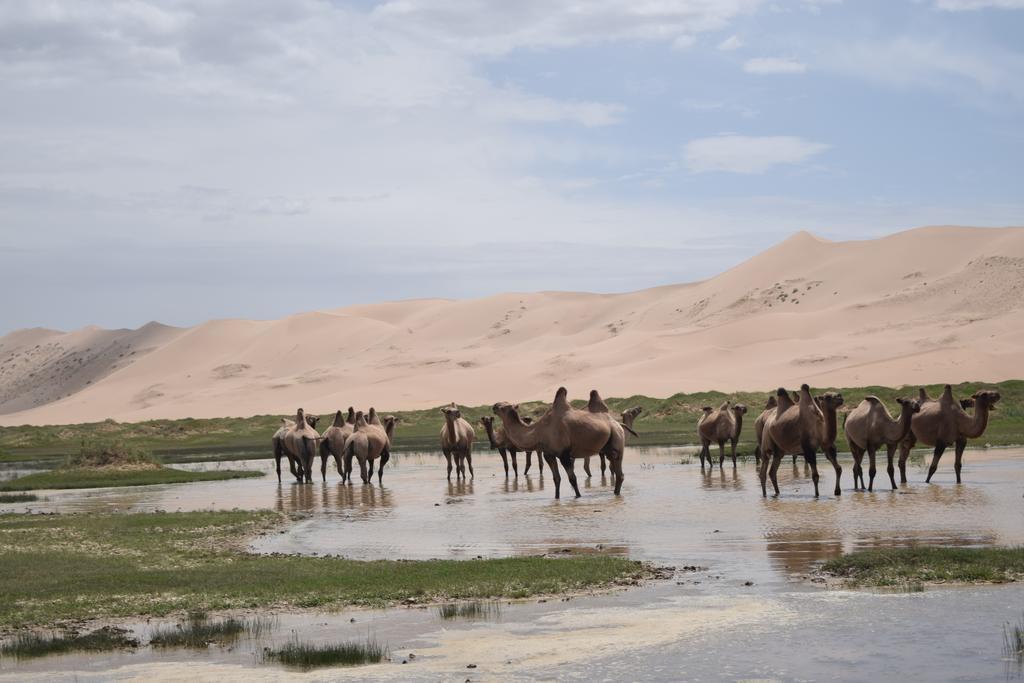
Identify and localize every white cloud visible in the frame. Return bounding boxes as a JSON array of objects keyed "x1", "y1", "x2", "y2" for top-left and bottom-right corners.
[
  {"x1": 370, "y1": 0, "x2": 763, "y2": 54},
  {"x1": 935, "y1": 0, "x2": 1024, "y2": 9},
  {"x1": 743, "y1": 57, "x2": 807, "y2": 74},
  {"x1": 718, "y1": 34, "x2": 743, "y2": 50},
  {"x1": 684, "y1": 135, "x2": 828, "y2": 173}
]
